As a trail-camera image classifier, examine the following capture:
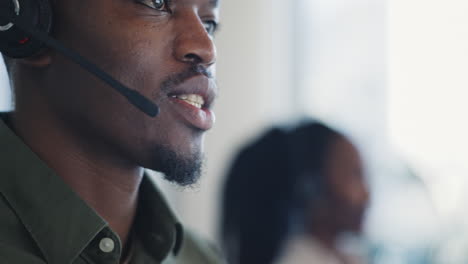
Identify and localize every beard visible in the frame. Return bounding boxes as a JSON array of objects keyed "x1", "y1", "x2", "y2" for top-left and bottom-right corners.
[{"x1": 149, "y1": 143, "x2": 204, "y2": 187}]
